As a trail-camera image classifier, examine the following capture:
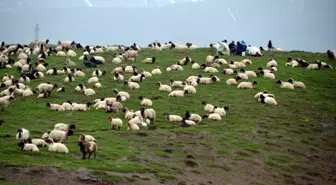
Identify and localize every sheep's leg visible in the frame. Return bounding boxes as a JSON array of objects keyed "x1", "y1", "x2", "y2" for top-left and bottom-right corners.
[
  {"x1": 1, "y1": 107, "x2": 4, "y2": 112},
  {"x1": 111, "y1": 125, "x2": 115, "y2": 130},
  {"x1": 118, "y1": 126, "x2": 121, "y2": 131},
  {"x1": 93, "y1": 152, "x2": 96, "y2": 158},
  {"x1": 150, "y1": 119, "x2": 154, "y2": 124},
  {"x1": 88, "y1": 152, "x2": 92, "y2": 159}
]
